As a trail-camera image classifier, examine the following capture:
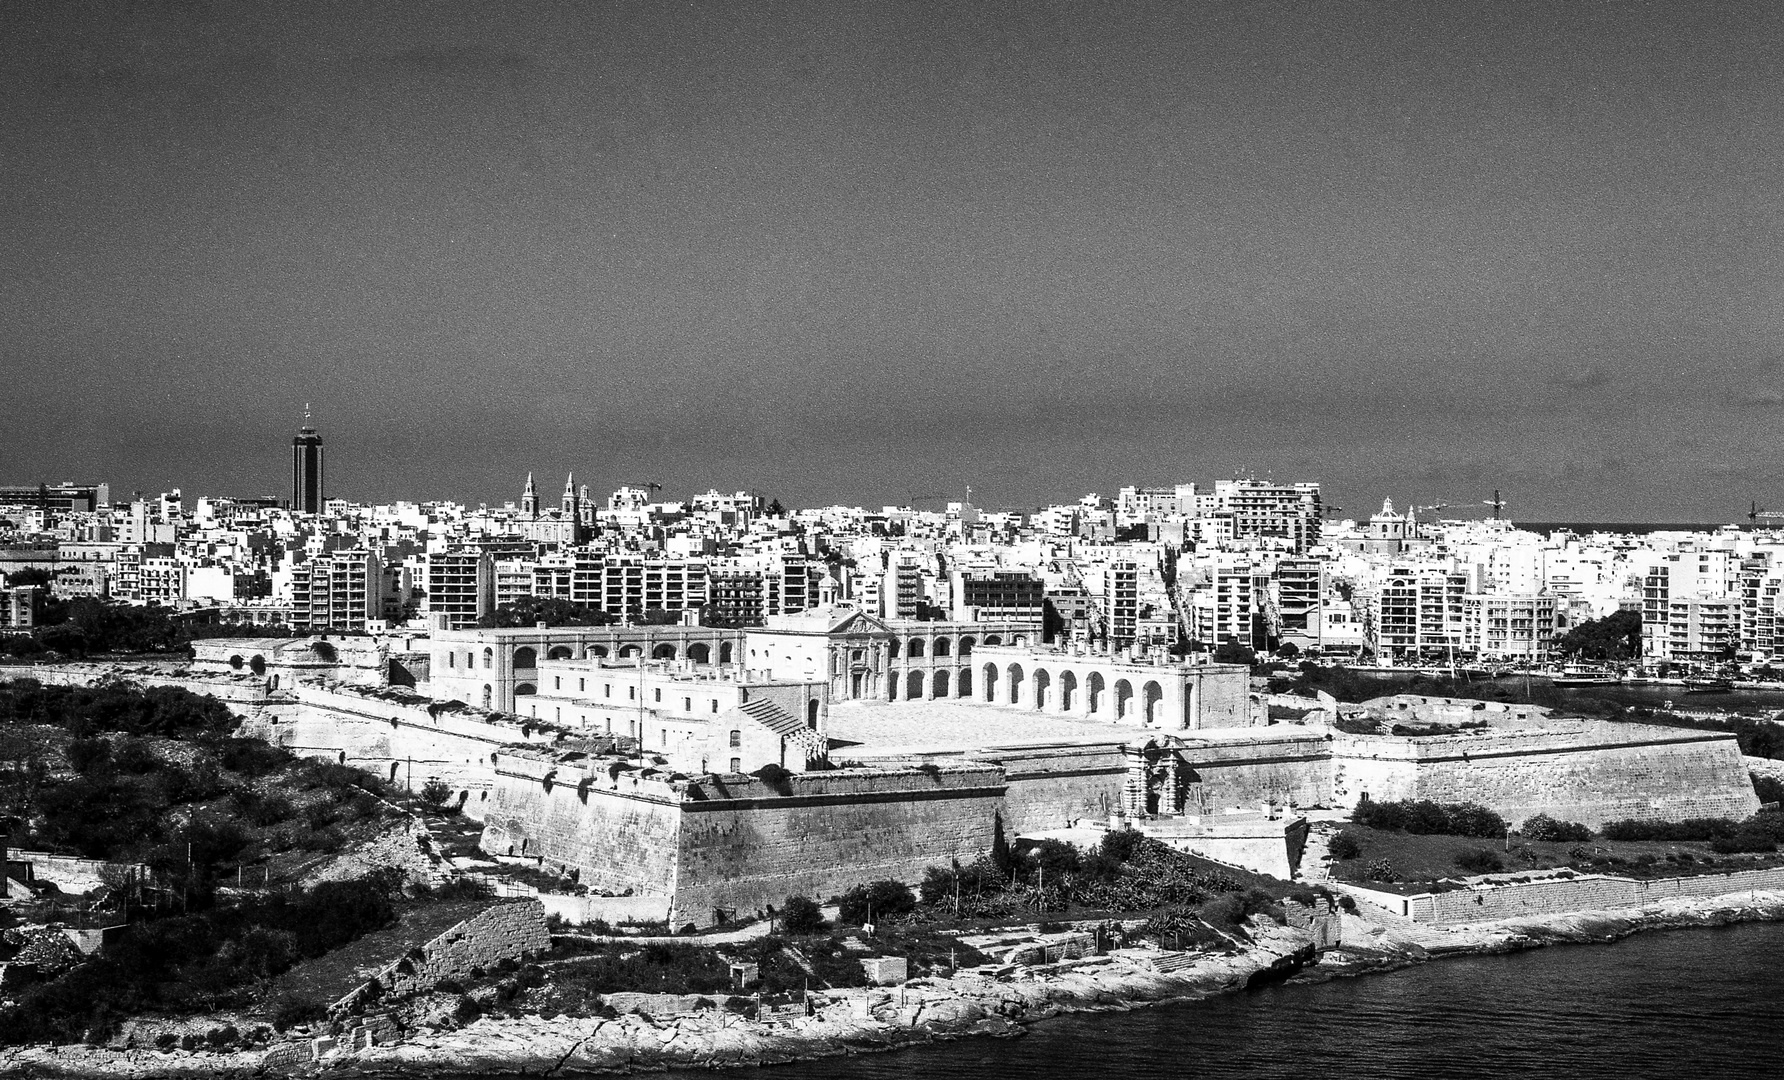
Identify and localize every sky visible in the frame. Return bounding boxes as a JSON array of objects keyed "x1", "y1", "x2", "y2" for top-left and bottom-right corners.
[{"x1": 4, "y1": 0, "x2": 1783, "y2": 521}]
